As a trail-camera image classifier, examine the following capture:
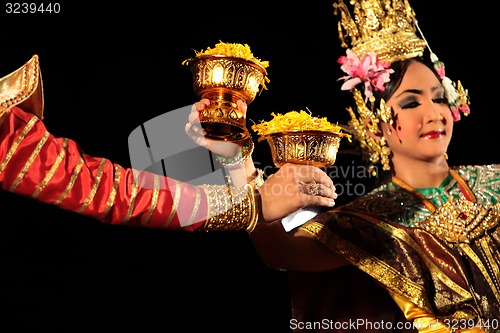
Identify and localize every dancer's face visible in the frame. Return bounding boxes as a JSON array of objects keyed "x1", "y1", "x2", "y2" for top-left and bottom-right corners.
[{"x1": 383, "y1": 60, "x2": 454, "y2": 165}]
